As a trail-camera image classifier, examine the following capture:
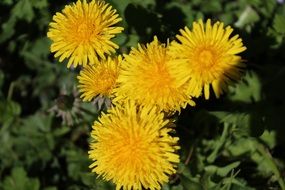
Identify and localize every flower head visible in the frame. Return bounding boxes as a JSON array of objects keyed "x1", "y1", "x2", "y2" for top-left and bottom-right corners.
[
  {"x1": 169, "y1": 19, "x2": 246, "y2": 99},
  {"x1": 49, "y1": 87, "x2": 82, "y2": 126},
  {"x1": 77, "y1": 56, "x2": 122, "y2": 101},
  {"x1": 47, "y1": 0, "x2": 123, "y2": 68},
  {"x1": 89, "y1": 101, "x2": 180, "y2": 190},
  {"x1": 114, "y1": 37, "x2": 194, "y2": 112}
]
